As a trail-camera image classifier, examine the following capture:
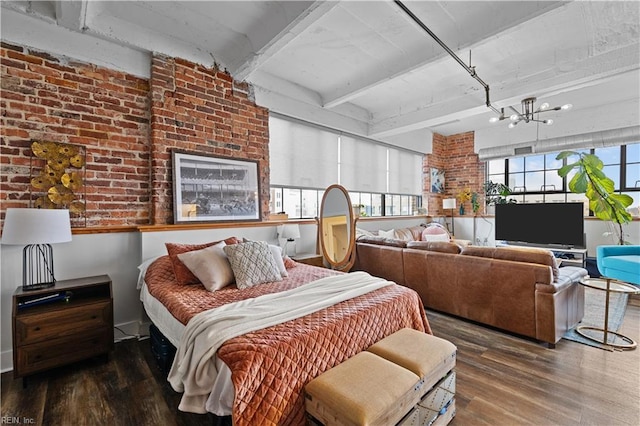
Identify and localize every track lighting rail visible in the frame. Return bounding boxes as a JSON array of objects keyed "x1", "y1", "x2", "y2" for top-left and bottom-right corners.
[{"x1": 394, "y1": 0, "x2": 501, "y2": 115}]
